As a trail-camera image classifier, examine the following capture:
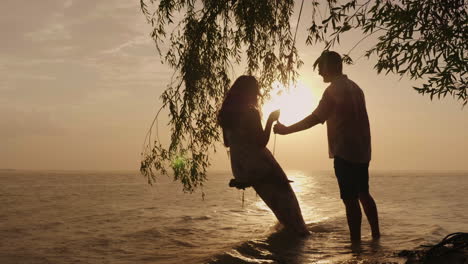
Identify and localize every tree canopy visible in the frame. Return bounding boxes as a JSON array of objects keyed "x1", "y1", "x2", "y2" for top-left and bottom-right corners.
[{"x1": 140, "y1": 0, "x2": 467, "y2": 192}]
